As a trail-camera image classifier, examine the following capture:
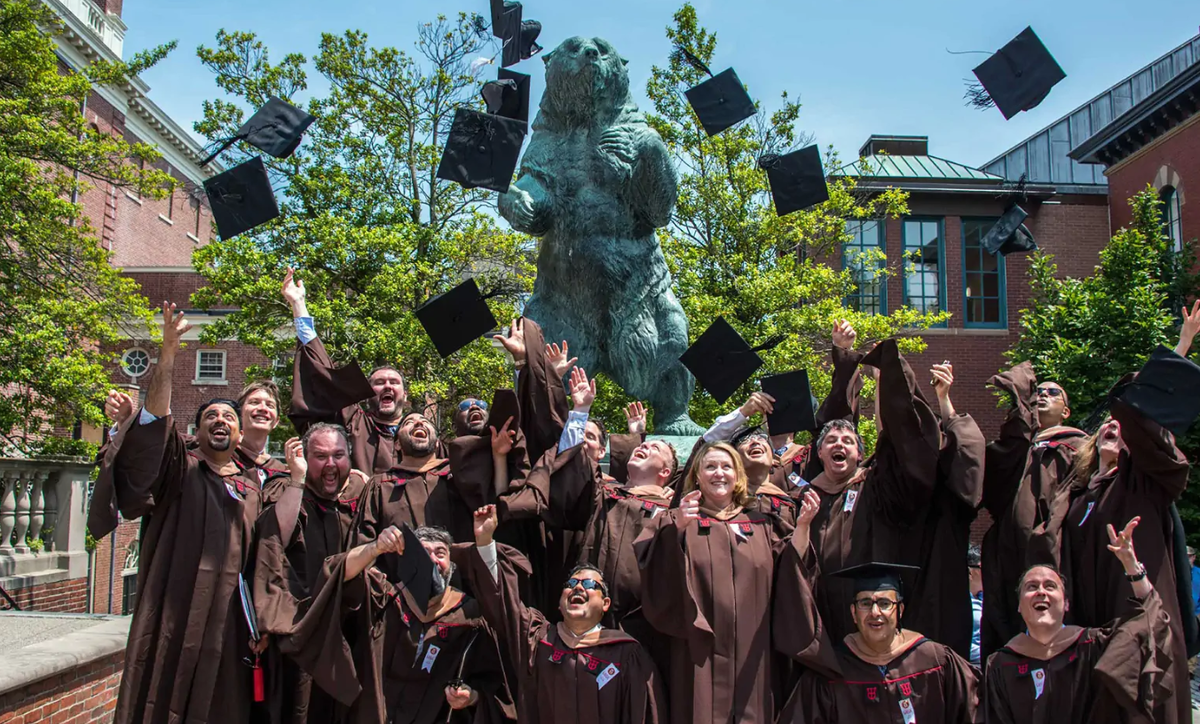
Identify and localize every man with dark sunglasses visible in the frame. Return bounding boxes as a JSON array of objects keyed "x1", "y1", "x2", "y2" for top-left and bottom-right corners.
[
  {"x1": 452, "y1": 398, "x2": 491, "y2": 438},
  {"x1": 466, "y1": 504, "x2": 667, "y2": 723}
]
